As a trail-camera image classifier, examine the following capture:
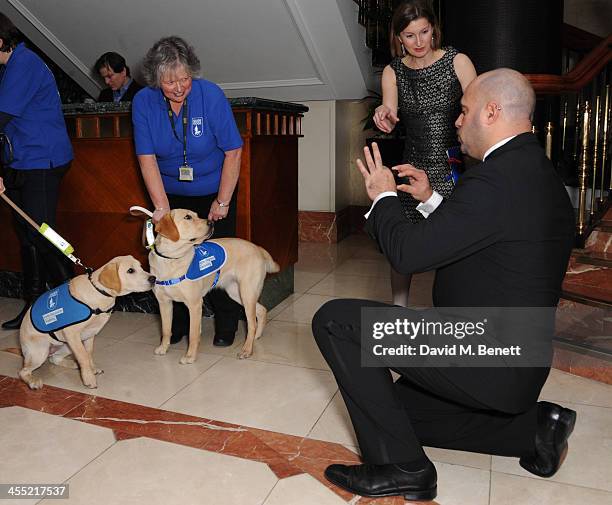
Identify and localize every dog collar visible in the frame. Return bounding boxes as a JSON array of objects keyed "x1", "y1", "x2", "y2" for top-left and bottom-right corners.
[
  {"x1": 88, "y1": 272, "x2": 114, "y2": 298},
  {"x1": 152, "y1": 244, "x2": 181, "y2": 259}
]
